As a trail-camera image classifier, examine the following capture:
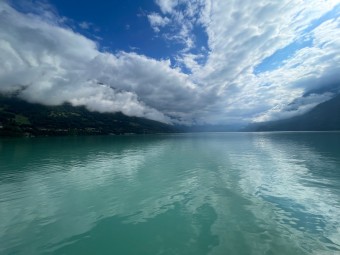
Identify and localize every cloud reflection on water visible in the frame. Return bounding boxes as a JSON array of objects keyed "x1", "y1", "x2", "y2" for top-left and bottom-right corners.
[{"x1": 0, "y1": 133, "x2": 339, "y2": 254}]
